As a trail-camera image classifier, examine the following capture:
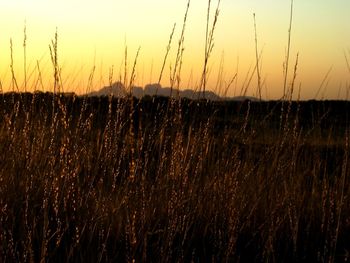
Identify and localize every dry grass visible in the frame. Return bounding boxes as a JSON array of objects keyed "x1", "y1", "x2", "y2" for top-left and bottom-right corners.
[{"x1": 0, "y1": 93, "x2": 349, "y2": 262}]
